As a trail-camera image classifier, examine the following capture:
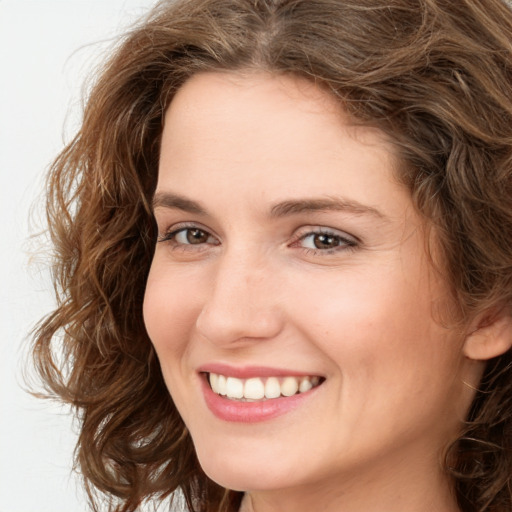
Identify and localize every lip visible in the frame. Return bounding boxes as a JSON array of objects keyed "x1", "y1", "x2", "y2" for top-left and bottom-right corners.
[
  {"x1": 198, "y1": 363, "x2": 322, "y2": 379},
  {"x1": 198, "y1": 364, "x2": 324, "y2": 423}
]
